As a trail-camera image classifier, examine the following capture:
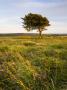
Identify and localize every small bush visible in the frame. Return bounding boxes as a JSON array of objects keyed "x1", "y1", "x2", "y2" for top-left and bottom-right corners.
[
  {"x1": 23, "y1": 41, "x2": 36, "y2": 46},
  {"x1": 59, "y1": 50, "x2": 67, "y2": 60},
  {"x1": 44, "y1": 49, "x2": 57, "y2": 57},
  {"x1": 0, "y1": 46, "x2": 9, "y2": 52}
]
